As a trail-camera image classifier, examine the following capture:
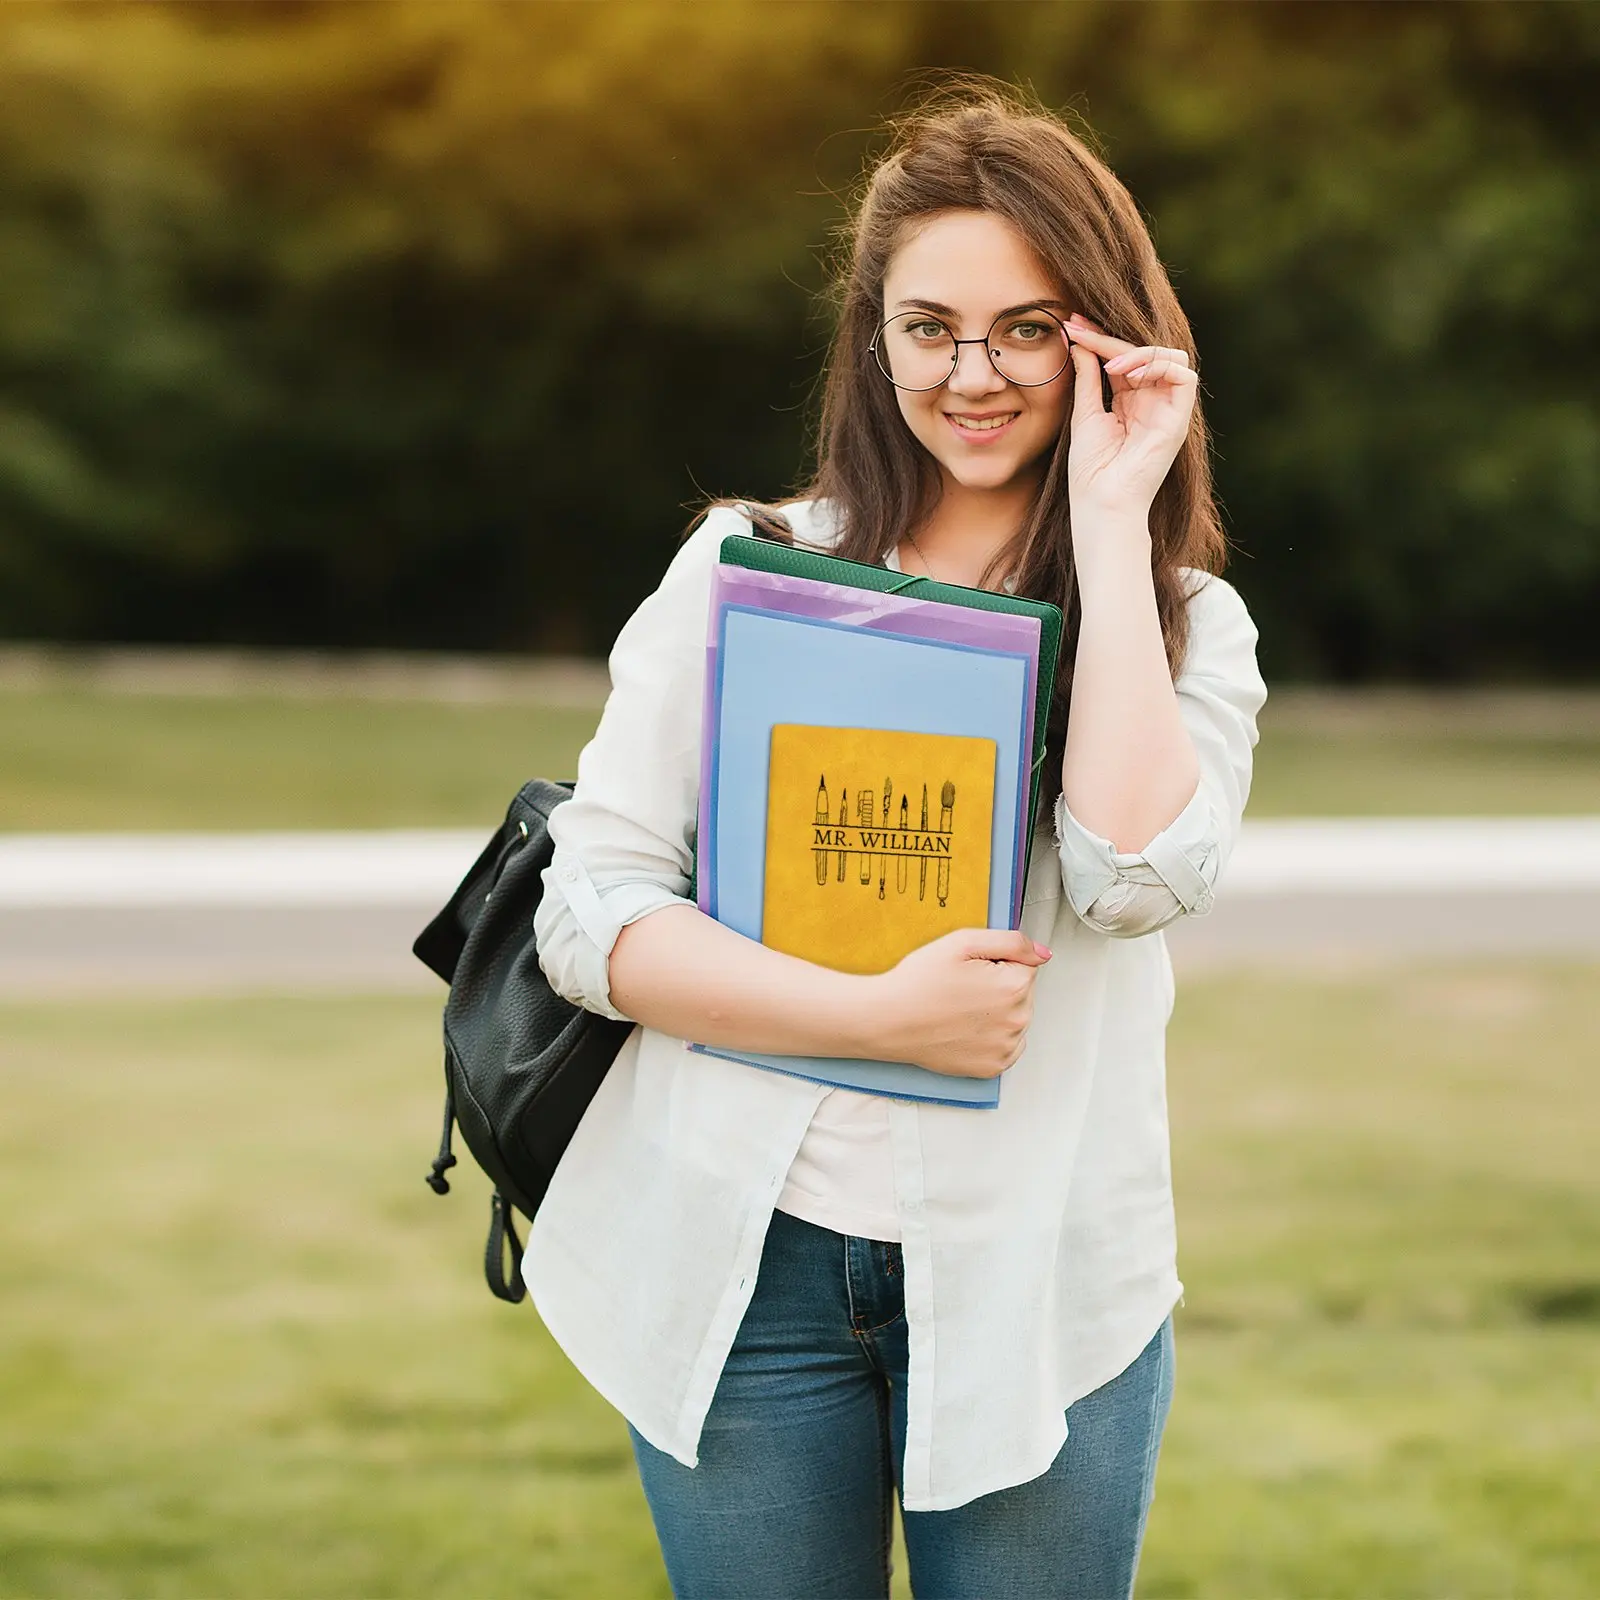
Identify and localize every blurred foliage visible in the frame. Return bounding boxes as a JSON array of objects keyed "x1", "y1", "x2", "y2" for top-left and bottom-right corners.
[{"x1": 0, "y1": 0, "x2": 1596, "y2": 676}]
